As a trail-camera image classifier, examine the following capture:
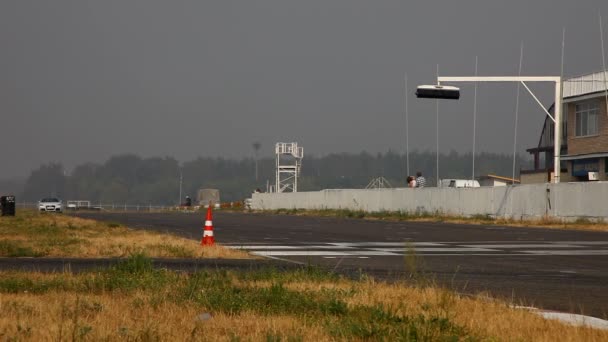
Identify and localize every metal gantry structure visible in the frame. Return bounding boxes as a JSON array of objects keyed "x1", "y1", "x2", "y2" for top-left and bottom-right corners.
[
  {"x1": 418, "y1": 76, "x2": 563, "y2": 183},
  {"x1": 365, "y1": 177, "x2": 393, "y2": 189},
  {"x1": 275, "y1": 142, "x2": 304, "y2": 193}
]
